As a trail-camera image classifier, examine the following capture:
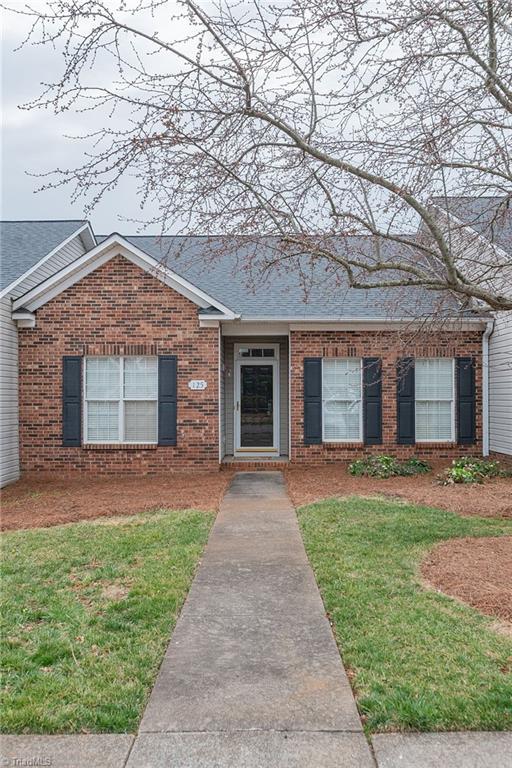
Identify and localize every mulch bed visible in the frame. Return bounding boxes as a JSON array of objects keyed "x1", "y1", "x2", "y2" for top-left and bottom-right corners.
[
  {"x1": 284, "y1": 463, "x2": 512, "y2": 519},
  {"x1": 422, "y1": 536, "x2": 512, "y2": 623},
  {"x1": 2, "y1": 461, "x2": 511, "y2": 532},
  {"x1": 1, "y1": 471, "x2": 233, "y2": 531}
]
